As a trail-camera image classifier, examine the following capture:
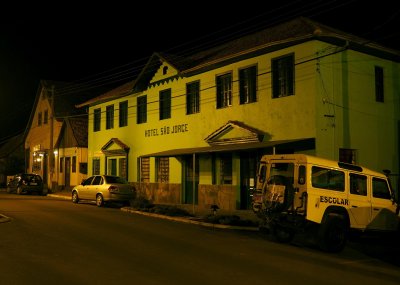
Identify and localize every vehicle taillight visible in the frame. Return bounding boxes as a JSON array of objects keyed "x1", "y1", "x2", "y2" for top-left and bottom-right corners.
[{"x1": 108, "y1": 185, "x2": 118, "y2": 193}]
